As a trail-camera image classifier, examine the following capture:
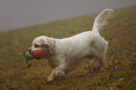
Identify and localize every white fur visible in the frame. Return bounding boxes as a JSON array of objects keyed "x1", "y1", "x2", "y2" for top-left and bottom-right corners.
[{"x1": 29, "y1": 9, "x2": 114, "y2": 82}]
